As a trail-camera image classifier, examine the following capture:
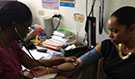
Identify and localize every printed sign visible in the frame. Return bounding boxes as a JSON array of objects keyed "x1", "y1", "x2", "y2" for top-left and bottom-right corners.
[{"x1": 60, "y1": 0, "x2": 75, "y2": 7}]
